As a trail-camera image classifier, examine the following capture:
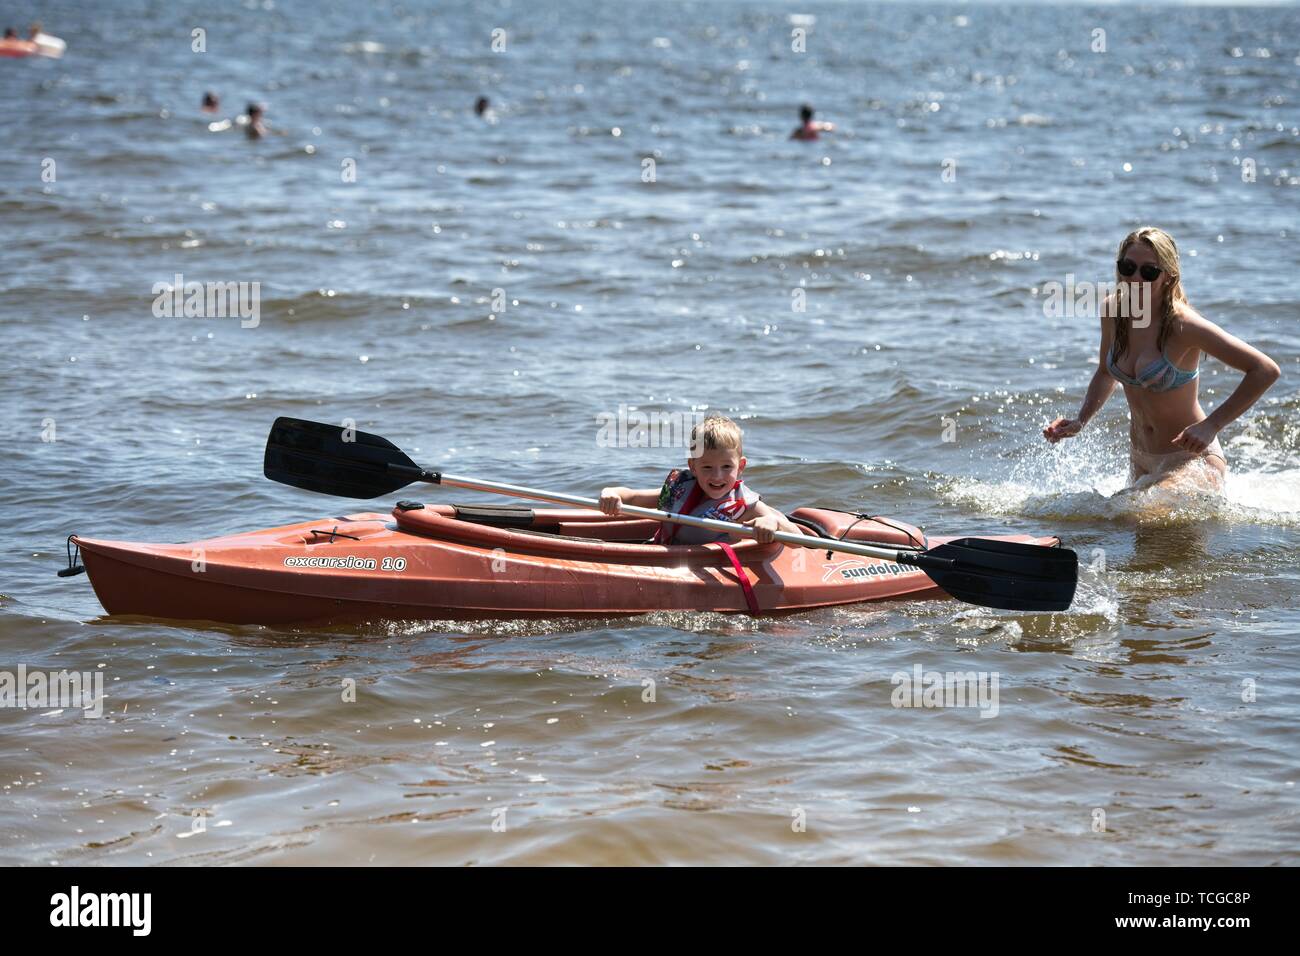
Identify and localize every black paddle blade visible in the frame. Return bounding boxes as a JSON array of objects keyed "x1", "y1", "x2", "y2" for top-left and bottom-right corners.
[
  {"x1": 921, "y1": 537, "x2": 1078, "y2": 612},
  {"x1": 263, "y1": 417, "x2": 421, "y2": 499}
]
